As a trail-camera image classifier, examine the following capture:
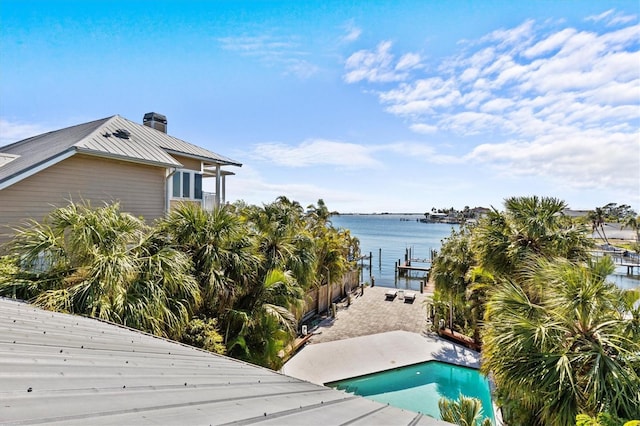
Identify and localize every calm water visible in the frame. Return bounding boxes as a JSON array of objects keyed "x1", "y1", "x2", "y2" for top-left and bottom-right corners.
[
  {"x1": 331, "y1": 214, "x2": 640, "y2": 291},
  {"x1": 329, "y1": 361, "x2": 494, "y2": 422},
  {"x1": 331, "y1": 214, "x2": 456, "y2": 290}
]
